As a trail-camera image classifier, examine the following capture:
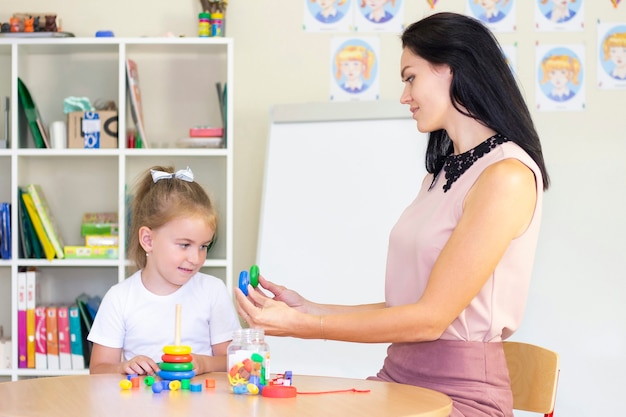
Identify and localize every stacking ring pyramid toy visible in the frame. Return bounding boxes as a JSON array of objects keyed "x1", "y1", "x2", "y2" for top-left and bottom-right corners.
[{"x1": 157, "y1": 304, "x2": 195, "y2": 381}]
